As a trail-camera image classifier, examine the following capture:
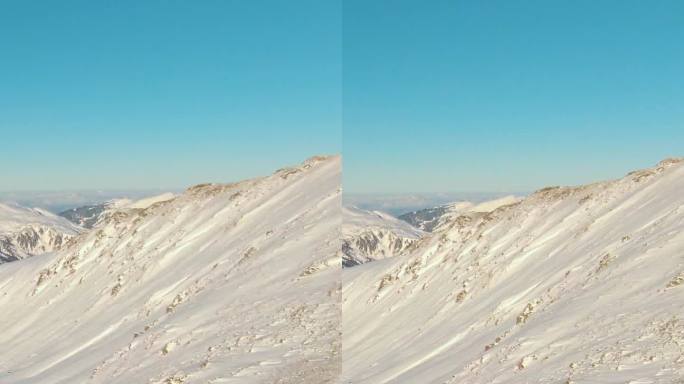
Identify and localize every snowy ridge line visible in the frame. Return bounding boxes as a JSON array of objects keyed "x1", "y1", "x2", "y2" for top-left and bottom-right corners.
[
  {"x1": 0, "y1": 155, "x2": 341, "y2": 384},
  {"x1": 343, "y1": 157, "x2": 684, "y2": 384}
]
